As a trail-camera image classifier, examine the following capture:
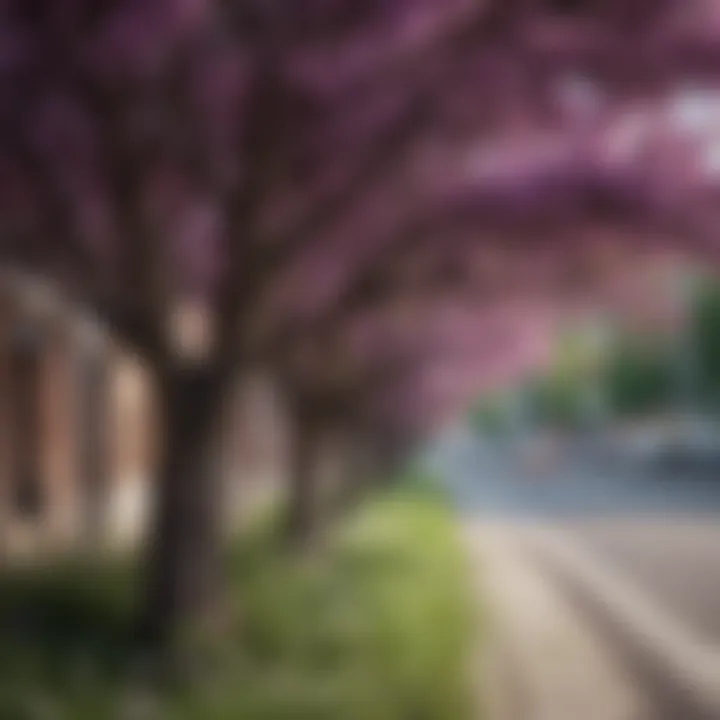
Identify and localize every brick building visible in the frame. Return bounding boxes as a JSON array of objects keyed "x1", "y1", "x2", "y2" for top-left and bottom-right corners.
[
  {"x1": 0, "y1": 276, "x2": 285, "y2": 558},
  {"x1": 0, "y1": 276, "x2": 154, "y2": 555}
]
